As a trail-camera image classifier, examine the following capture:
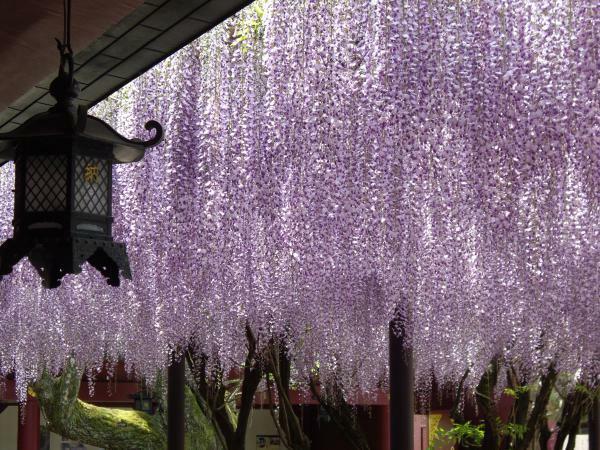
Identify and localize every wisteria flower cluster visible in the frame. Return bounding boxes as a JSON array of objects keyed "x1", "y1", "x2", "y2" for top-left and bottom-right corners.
[{"x1": 0, "y1": 0, "x2": 597, "y2": 401}]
